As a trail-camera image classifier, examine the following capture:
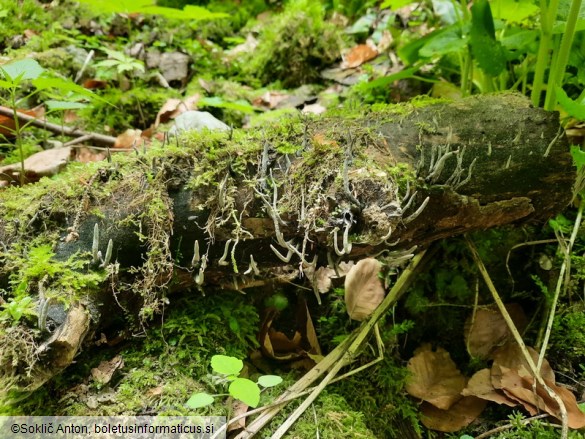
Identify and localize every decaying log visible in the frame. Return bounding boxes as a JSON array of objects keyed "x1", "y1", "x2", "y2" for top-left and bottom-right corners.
[{"x1": 0, "y1": 93, "x2": 575, "y2": 394}]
